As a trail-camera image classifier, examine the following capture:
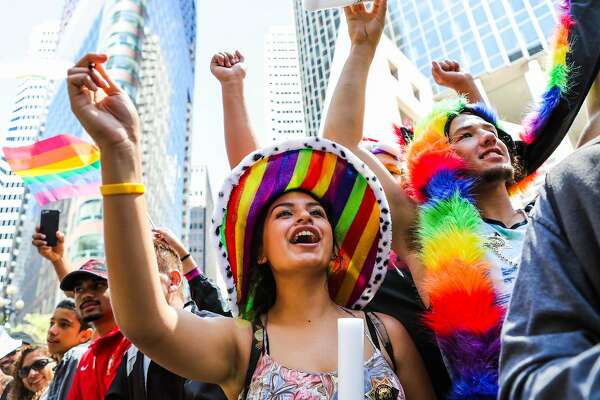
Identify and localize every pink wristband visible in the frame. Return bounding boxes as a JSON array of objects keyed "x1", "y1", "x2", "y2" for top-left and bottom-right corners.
[{"x1": 184, "y1": 267, "x2": 201, "y2": 281}]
